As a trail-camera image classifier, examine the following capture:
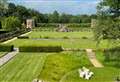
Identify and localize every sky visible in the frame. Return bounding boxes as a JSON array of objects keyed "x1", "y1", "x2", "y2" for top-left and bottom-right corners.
[{"x1": 8, "y1": 0, "x2": 100, "y2": 15}]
